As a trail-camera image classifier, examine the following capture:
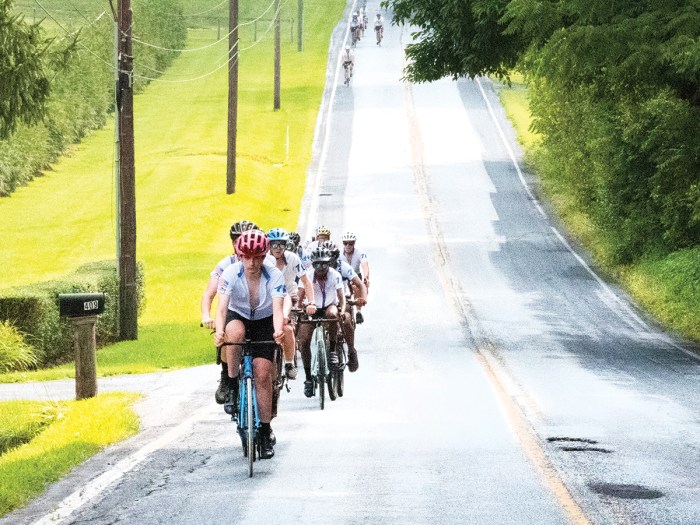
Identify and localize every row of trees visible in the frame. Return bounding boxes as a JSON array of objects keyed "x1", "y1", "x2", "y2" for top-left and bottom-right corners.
[
  {"x1": 0, "y1": 0, "x2": 186, "y2": 196},
  {"x1": 385, "y1": 0, "x2": 700, "y2": 263}
]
